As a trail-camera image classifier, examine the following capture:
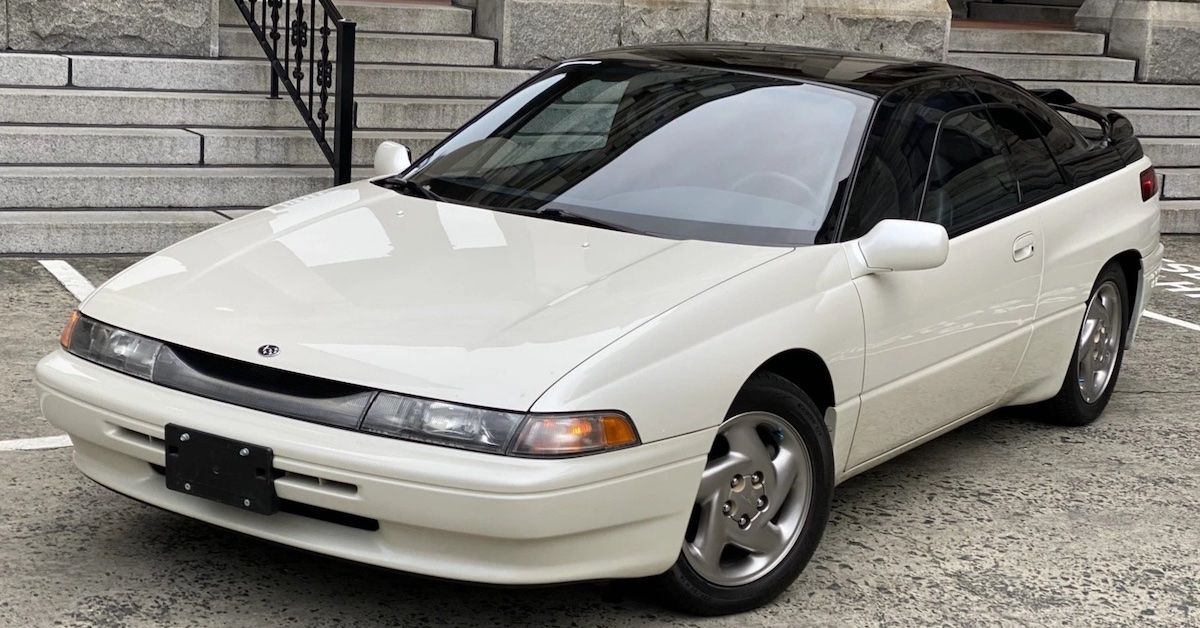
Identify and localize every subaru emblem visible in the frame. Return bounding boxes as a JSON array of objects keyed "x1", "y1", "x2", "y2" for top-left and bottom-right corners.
[{"x1": 257, "y1": 344, "x2": 280, "y2": 358}]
